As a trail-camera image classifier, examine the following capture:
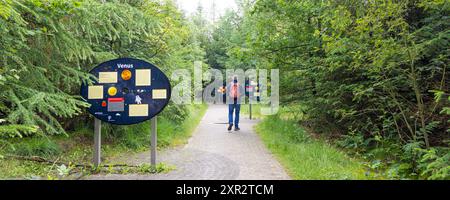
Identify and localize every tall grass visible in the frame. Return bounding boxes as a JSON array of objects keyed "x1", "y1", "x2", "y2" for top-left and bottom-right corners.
[
  {"x1": 10, "y1": 137, "x2": 62, "y2": 158},
  {"x1": 157, "y1": 104, "x2": 208, "y2": 147},
  {"x1": 240, "y1": 104, "x2": 263, "y2": 119},
  {"x1": 256, "y1": 115, "x2": 372, "y2": 180}
]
